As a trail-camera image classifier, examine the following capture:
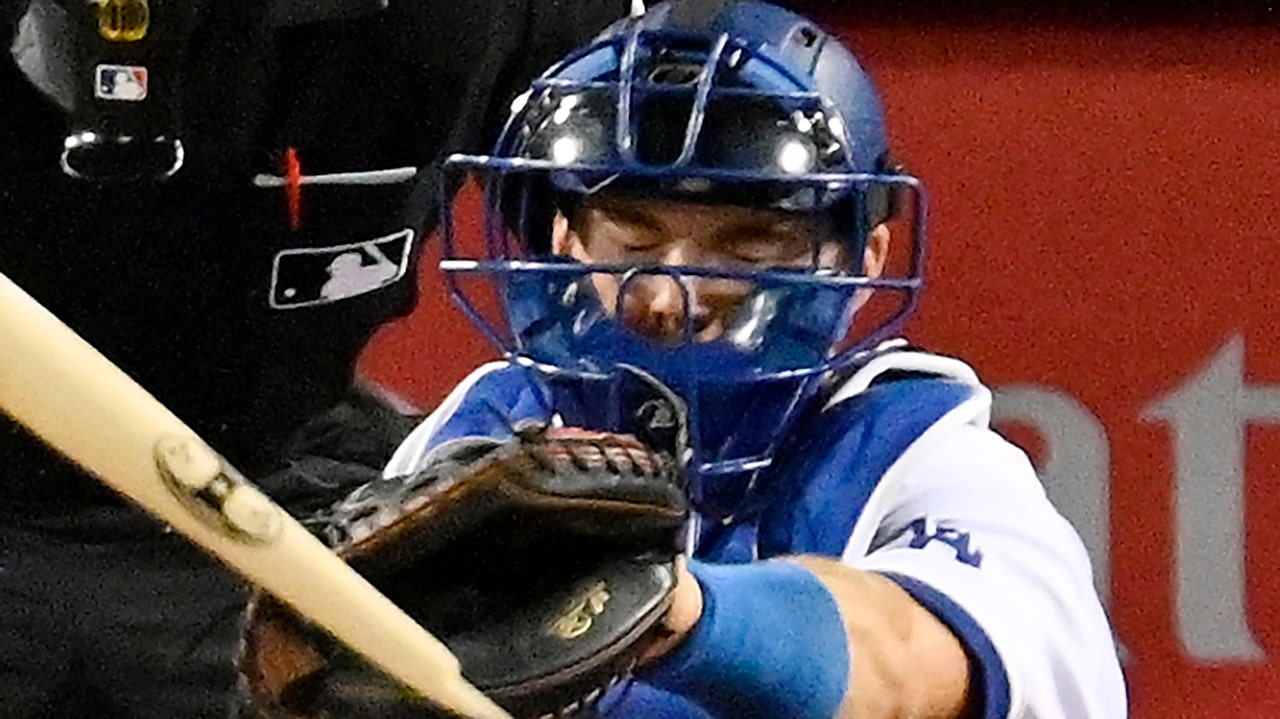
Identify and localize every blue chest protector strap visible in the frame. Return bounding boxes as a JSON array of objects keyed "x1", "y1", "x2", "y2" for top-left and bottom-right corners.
[{"x1": 760, "y1": 376, "x2": 977, "y2": 558}]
